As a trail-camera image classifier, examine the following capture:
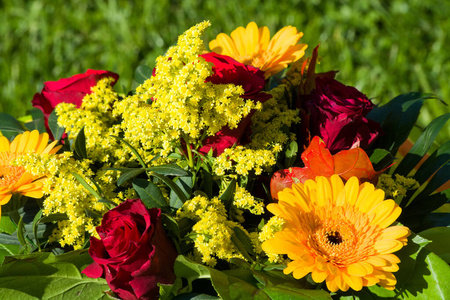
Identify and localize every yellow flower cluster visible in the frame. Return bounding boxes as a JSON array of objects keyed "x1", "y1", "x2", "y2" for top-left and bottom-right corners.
[
  {"x1": 214, "y1": 146, "x2": 276, "y2": 176},
  {"x1": 377, "y1": 174, "x2": 420, "y2": 200},
  {"x1": 56, "y1": 77, "x2": 128, "y2": 165},
  {"x1": 113, "y1": 21, "x2": 261, "y2": 157},
  {"x1": 250, "y1": 85, "x2": 300, "y2": 151},
  {"x1": 233, "y1": 185, "x2": 264, "y2": 215},
  {"x1": 15, "y1": 152, "x2": 121, "y2": 248},
  {"x1": 177, "y1": 195, "x2": 249, "y2": 266},
  {"x1": 258, "y1": 216, "x2": 286, "y2": 263}
]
